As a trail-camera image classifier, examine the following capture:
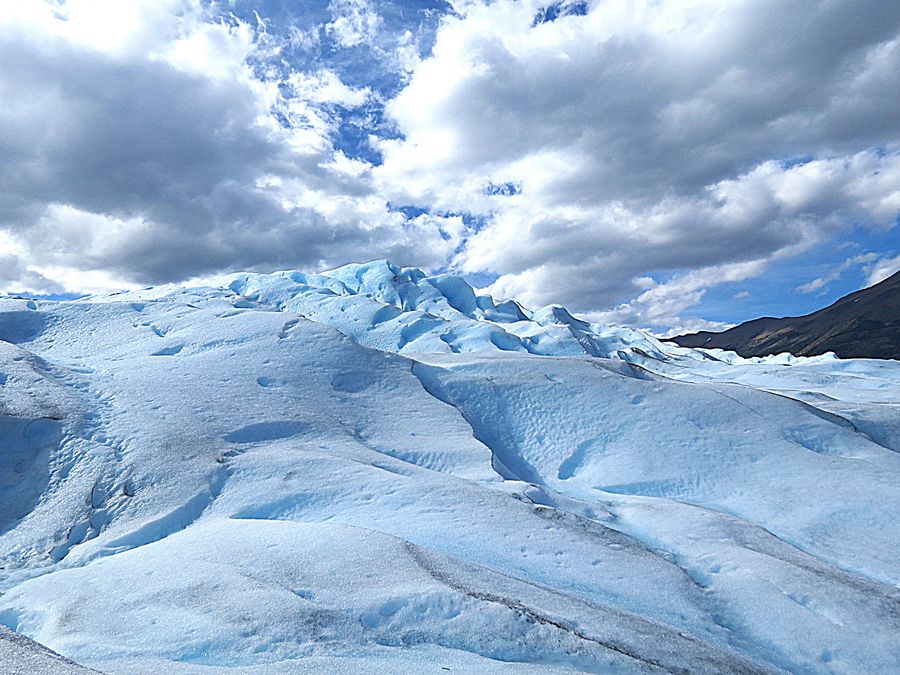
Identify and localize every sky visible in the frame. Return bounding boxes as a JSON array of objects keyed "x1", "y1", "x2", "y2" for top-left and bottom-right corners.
[{"x1": 0, "y1": 0, "x2": 898, "y2": 335}]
